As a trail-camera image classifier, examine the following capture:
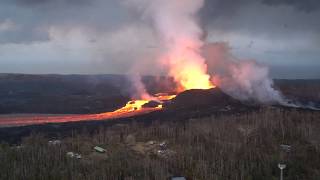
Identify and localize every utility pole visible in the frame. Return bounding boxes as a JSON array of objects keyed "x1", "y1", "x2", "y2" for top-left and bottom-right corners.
[{"x1": 278, "y1": 163, "x2": 286, "y2": 180}]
